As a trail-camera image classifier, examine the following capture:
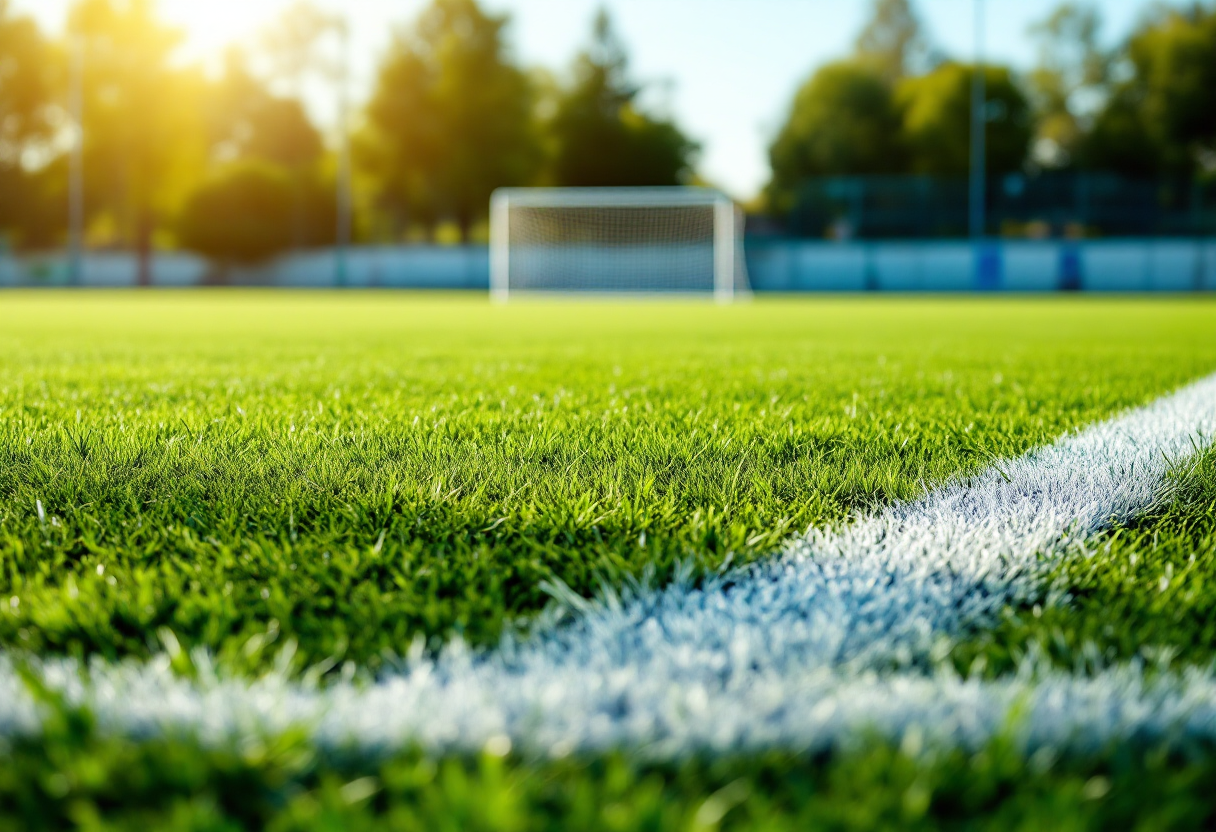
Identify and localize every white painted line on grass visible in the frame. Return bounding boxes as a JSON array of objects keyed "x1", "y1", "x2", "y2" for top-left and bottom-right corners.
[{"x1": 2, "y1": 372, "x2": 1216, "y2": 758}]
